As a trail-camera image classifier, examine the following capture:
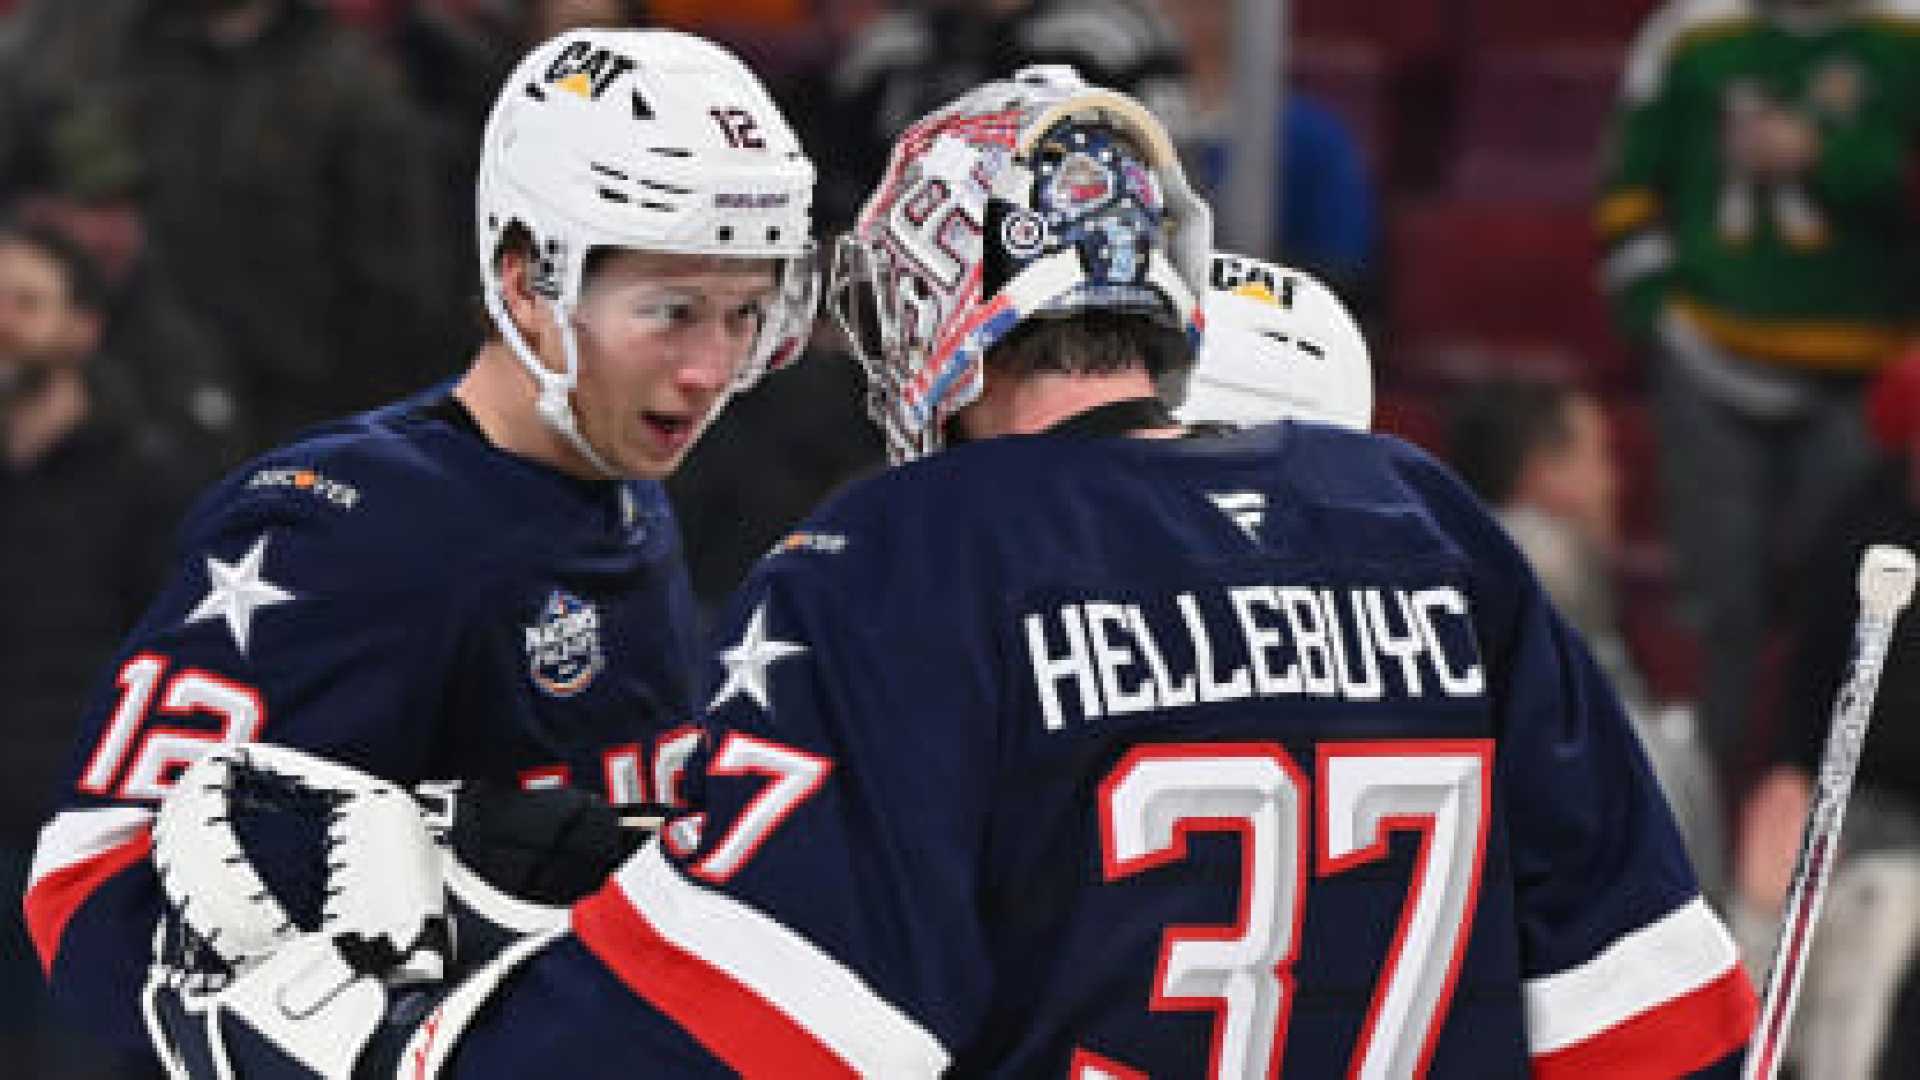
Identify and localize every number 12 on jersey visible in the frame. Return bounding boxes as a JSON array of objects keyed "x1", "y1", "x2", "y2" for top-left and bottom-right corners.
[
  {"x1": 1093, "y1": 740, "x2": 1492, "y2": 1080},
  {"x1": 79, "y1": 652, "x2": 265, "y2": 802}
]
